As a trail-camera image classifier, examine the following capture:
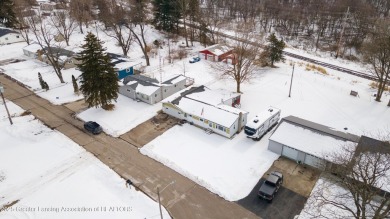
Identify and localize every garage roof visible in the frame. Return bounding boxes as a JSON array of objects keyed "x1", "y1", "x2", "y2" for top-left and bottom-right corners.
[{"x1": 269, "y1": 119, "x2": 358, "y2": 158}]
